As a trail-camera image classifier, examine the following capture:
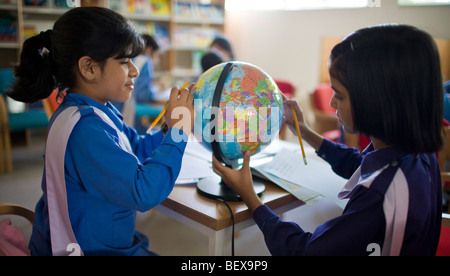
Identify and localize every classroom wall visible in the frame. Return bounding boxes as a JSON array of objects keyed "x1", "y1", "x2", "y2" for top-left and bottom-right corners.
[{"x1": 224, "y1": 0, "x2": 450, "y2": 130}]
